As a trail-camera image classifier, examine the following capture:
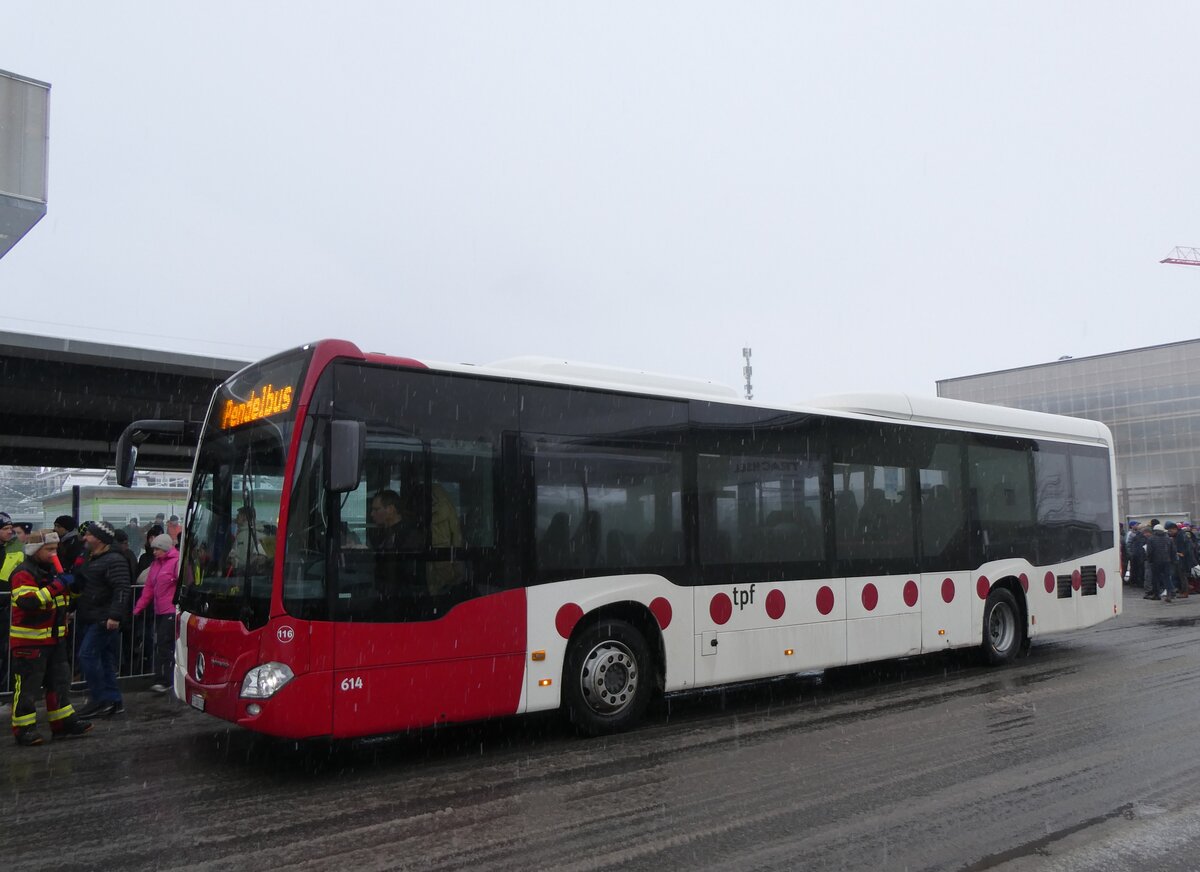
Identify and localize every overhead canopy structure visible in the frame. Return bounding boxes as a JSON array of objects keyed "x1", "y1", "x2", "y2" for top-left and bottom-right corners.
[
  {"x1": 0, "y1": 331, "x2": 247, "y2": 470},
  {"x1": 0, "y1": 69, "x2": 49, "y2": 260}
]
